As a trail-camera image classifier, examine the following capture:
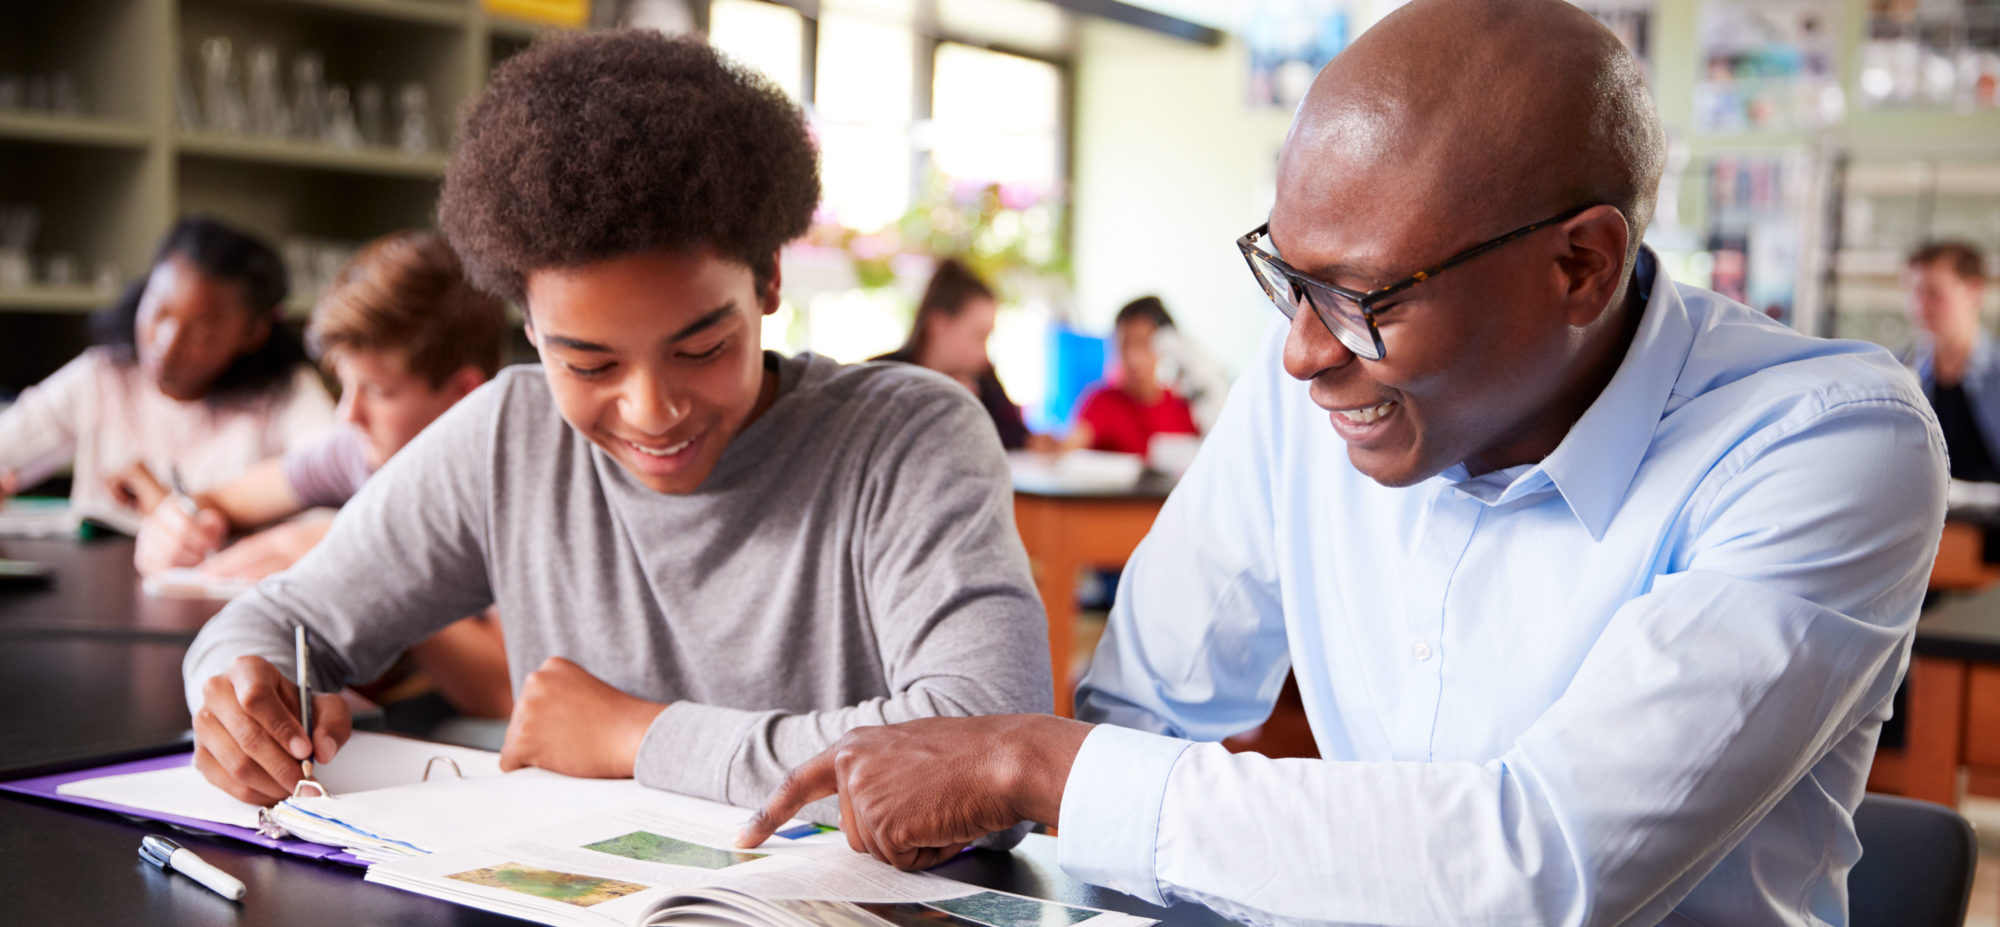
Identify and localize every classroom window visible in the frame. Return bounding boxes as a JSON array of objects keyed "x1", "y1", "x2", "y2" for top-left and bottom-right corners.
[
  {"x1": 931, "y1": 42, "x2": 1063, "y2": 196},
  {"x1": 706, "y1": 0, "x2": 806, "y2": 101},
  {"x1": 813, "y1": 12, "x2": 915, "y2": 233}
]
